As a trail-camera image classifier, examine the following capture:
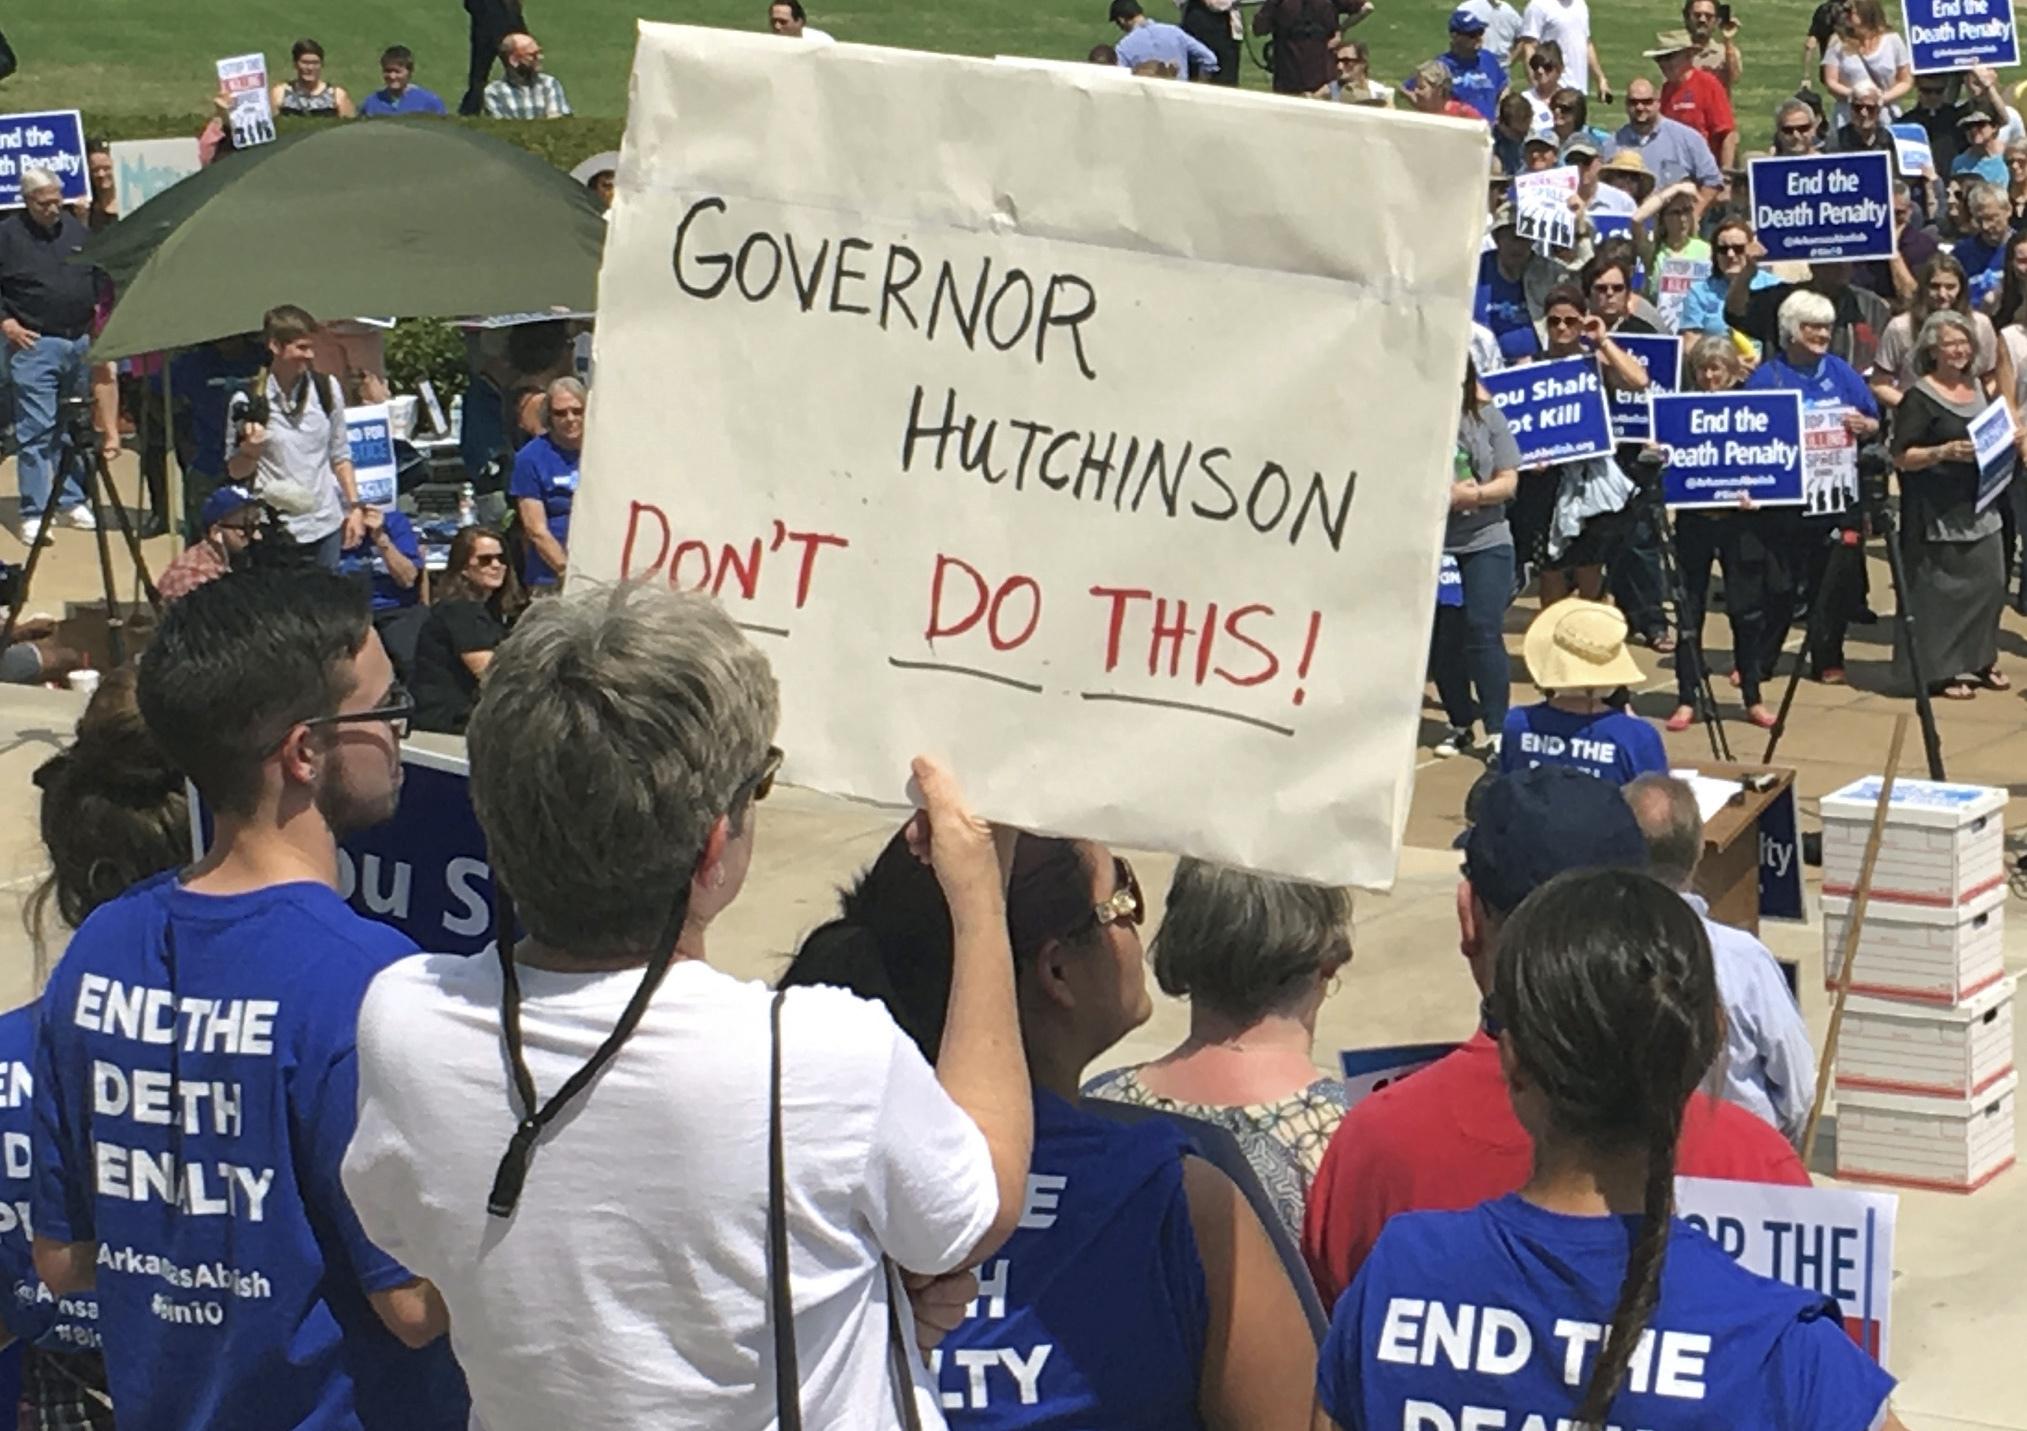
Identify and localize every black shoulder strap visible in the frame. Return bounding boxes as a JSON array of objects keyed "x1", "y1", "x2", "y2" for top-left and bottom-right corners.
[
  {"x1": 768, "y1": 990, "x2": 802, "y2": 1429},
  {"x1": 314, "y1": 371, "x2": 333, "y2": 416}
]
